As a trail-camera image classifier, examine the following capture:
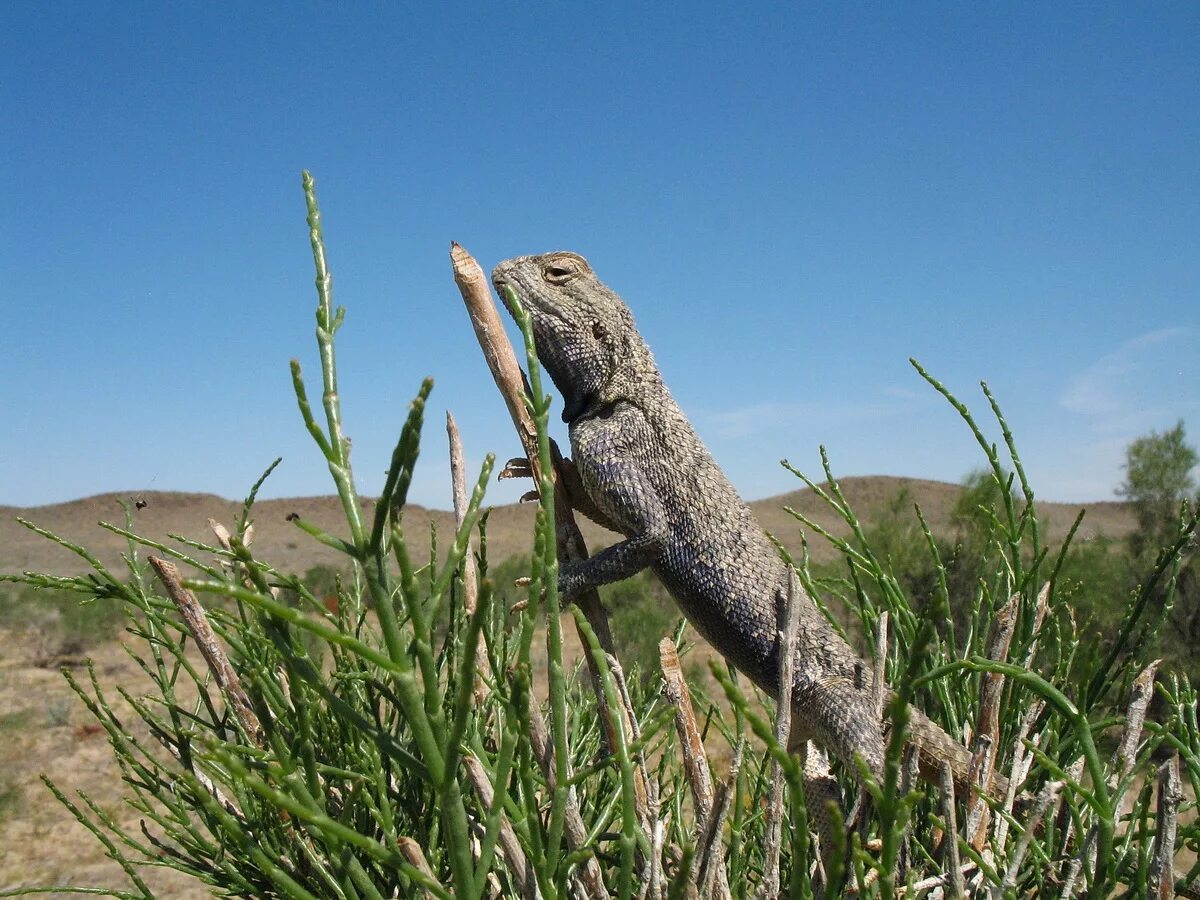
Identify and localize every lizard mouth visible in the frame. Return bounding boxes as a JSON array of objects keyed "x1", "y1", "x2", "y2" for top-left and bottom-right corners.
[{"x1": 492, "y1": 278, "x2": 566, "y2": 326}]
